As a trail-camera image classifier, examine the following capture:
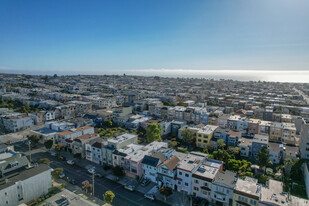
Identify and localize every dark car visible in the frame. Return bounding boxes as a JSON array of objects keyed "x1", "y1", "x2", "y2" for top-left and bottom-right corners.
[
  {"x1": 57, "y1": 155, "x2": 66, "y2": 161},
  {"x1": 95, "y1": 173, "x2": 103, "y2": 178}
]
